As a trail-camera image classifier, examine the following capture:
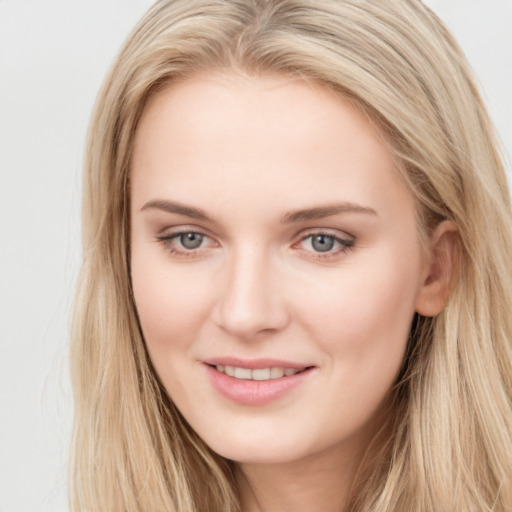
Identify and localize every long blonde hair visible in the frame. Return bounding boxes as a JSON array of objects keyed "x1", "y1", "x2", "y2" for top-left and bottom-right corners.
[{"x1": 71, "y1": 1, "x2": 512, "y2": 510}]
